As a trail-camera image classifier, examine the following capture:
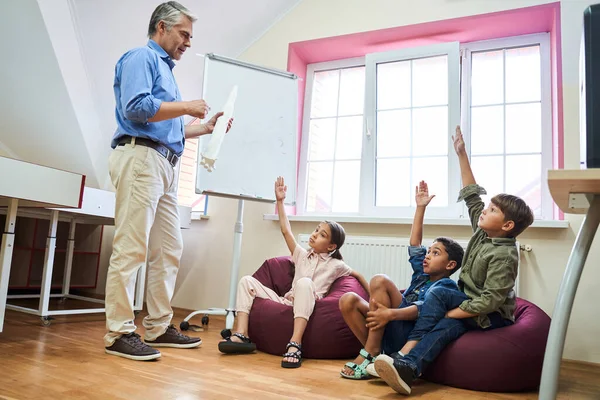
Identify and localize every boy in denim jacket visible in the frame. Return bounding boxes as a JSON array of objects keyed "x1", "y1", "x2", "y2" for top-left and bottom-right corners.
[{"x1": 339, "y1": 181, "x2": 465, "y2": 380}]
